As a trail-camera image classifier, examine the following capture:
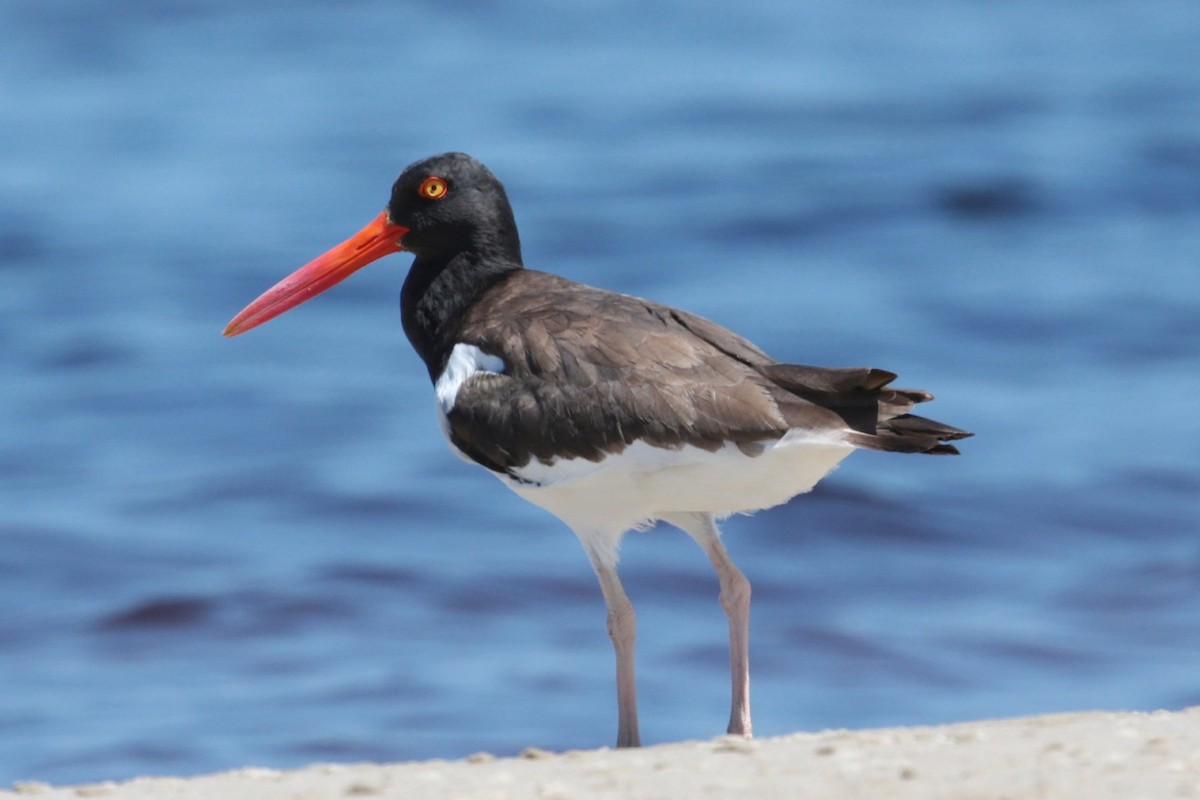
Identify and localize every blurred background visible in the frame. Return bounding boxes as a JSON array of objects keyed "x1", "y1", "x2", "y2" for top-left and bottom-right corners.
[{"x1": 2, "y1": 0, "x2": 1198, "y2": 786}]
